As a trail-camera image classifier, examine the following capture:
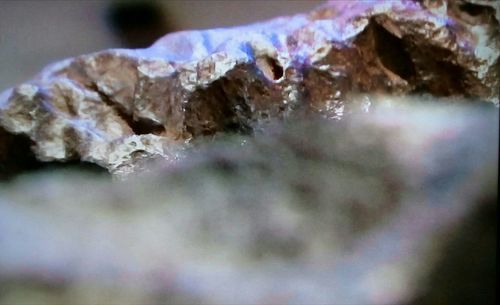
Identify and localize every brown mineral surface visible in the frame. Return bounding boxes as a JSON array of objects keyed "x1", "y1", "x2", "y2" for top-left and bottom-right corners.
[{"x1": 0, "y1": 0, "x2": 499, "y2": 176}]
